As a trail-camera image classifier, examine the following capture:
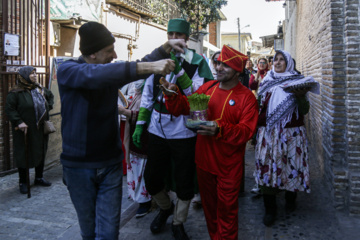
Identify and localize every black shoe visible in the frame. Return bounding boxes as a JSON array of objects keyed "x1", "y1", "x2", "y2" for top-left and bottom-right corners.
[
  {"x1": 34, "y1": 178, "x2": 52, "y2": 187},
  {"x1": 150, "y1": 202, "x2": 174, "y2": 234},
  {"x1": 285, "y1": 191, "x2": 297, "y2": 213},
  {"x1": 263, "y1": 212, "x2": 276, "y2": 226},
  {"x1": 285, "y1": 202, "x2": 296, "y2": 214},
  {"x1": 172, "y1": 223, "x2": 190, "y2": 240},
  {"x1": 19, "y1": 183, "x2": 28, "y2": 194},
  {"x1": 136, "y1": 201, "x2": 152, "y2": 218},
  {"x1": 263, "y1": 194, "x2": 277, "y2": 227}
]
